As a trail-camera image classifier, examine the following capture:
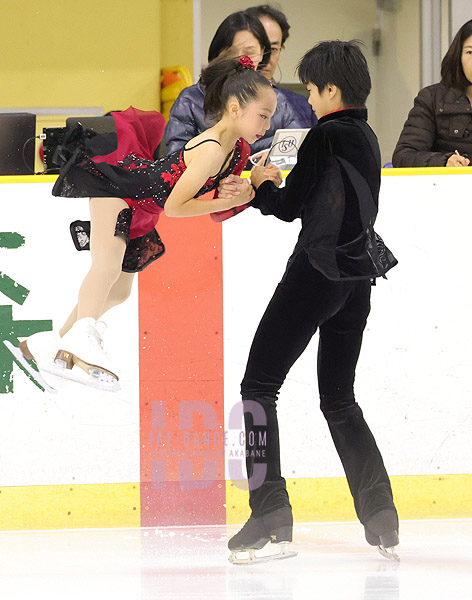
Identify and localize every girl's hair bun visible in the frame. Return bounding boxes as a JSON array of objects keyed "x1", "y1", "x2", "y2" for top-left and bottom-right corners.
[{"x1": 200, "y1": 56, "x2": 272, "y2": 121}]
